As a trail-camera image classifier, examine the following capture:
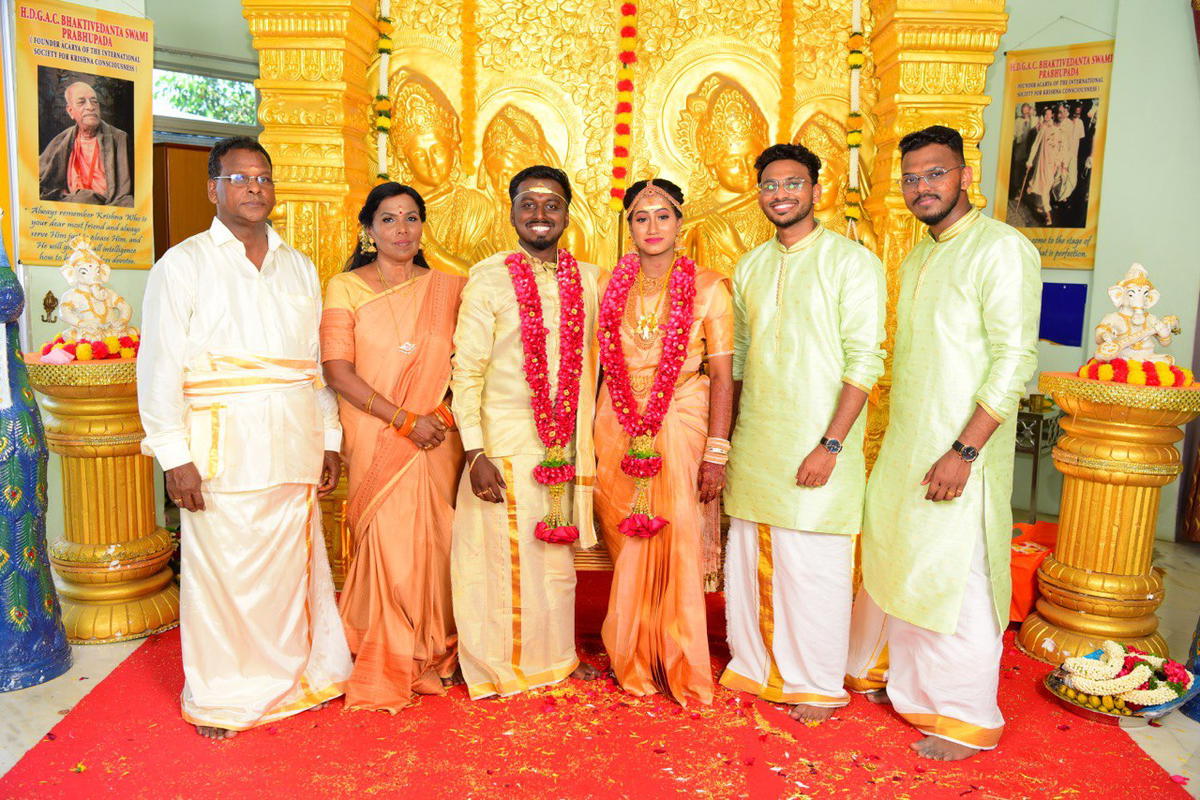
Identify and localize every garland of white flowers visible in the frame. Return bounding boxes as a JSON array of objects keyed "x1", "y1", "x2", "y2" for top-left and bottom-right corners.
[
  {"x1": 1062, "y1": 640, "x2": 1194, "y2": 707},
  {"x1": 372, "y1": 1, "x2": 394, "y2": 182}
]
